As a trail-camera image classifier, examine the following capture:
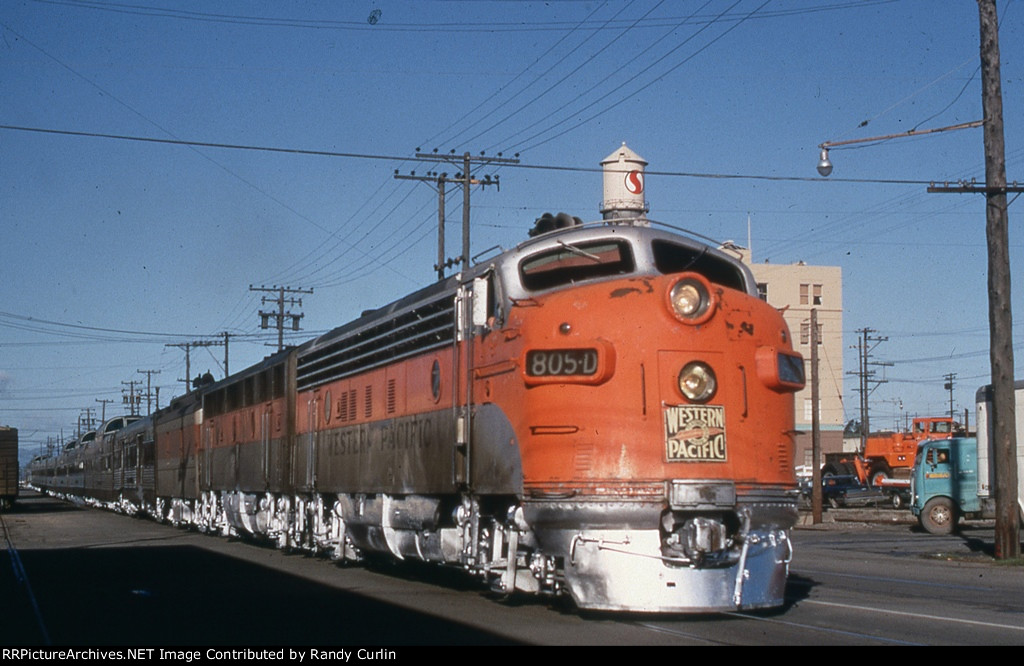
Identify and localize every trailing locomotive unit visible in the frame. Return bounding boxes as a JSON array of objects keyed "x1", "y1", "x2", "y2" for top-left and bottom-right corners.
[{"x1": 32, "y1": 145, "x2": 804, "y2": 612}]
